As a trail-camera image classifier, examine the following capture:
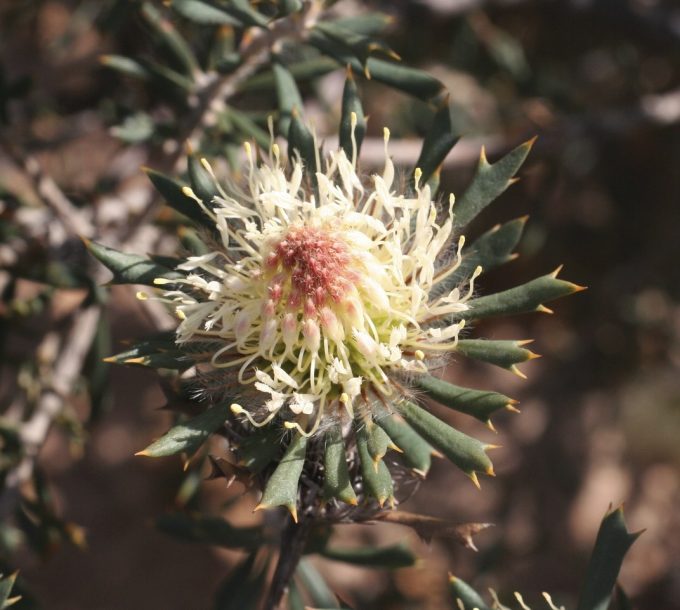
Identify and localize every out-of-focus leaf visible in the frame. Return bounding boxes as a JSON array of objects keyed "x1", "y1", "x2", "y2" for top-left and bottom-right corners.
[
  {"x1": 169, "y1": 0, "x2": 240, "y2": 25},
  {"x1": 139, "y1": 58, "x2": 194, "y2": 91},
  {"x1": 141, "y1": 2, "x2": 199, "y2": 76},
  {"x1": 137, "y1": 402, "x2": 231, "y2": 457},
  {"x1": 308, "y1": 31, "x2": 444, "y2": 101},
  {"x1": 396, "y1": 401, "x2": 493, "y2": 486},
  {"x1": 187, "y1": 155, "x2": 220, "y2": 206},
  {"x1": 414, "y1": 99, "x2": 460, "y2": 187},
  {"x1": 84, "y1": 311, "x2": 112, "y2": 421},
  {"x1": 331, "y1": 12, "x2": 392, "y2": 36},
  {"x1": 459, "y1": 268, "x2": 585, "y2": 321},
  {"x1": 100, "y1": 55, "x2": 150, "y2": 79},
  {"x1": 454, "y1": 139, "x2": 535, "y2": 229},
  {"x1": 576, "y1": 506, "x2": 641, "y2": 610},
  {"x1": 320, "y1": 542, "x2": 416, "y2": 569},
  {"x1": 455, "y1": 339, "x2": 539, "y2": 377},
  {"x1": 223, "y1": 0, "x2": 269, "y2": 28},
  {"x1": 214, "y1": 552, "x2": 267, "y2": 610},
  {"x1": 339, "y1": 69, "x2": 365, "y2": 162},
  {"x1": 323, "y1": 423, "x2": 357, "y2": 505},
  {"x1": 296, "y1": 559, "x2": 339, "y2": 609},
  {"x1": 85, "y1": 239, "x2": 183, "y2": 286},
  {"x1": 377, "y1": 512, "x2": 492, "y2": 550},
  {"x1": 448, "y1": 574, "x2": 492, "y2": 610},
  {"x1": 226, "y1": 107, "x2": 271, "y2": 149},
  {"x1": 414, "y1": 374, "x2": 516, "y2": 426},
  {"x1": 241, "y1": 57, "x2": 338, "y2": 91},
  {"x1": 237, "y1": 426, "x2": 282, "y2": 473},
  {"x1": 288, "y1": 580, "x2": 305, "y2": 610},
  {"x1": 435, "y1": 216, "x2": 526, "y2": 293},
  {"x1": 315, "y1": 22, "x2": 397, "y2": 65},
  {"x1": 0, "y1": 572, "x2": 21, "y2": 608},
  {"x1": 111, "y1": 112, "x2": 154, "y2": 143},
  {"x1": 356, "y1": 424, "x2": 393, "y2": 507},
  {"x1": 156, "y1": 513, "x2": 264, "y2": 549},
  {"x1": 374, "y1": 406, "x2": 435, "y2": 476},
  {"x1": 273, "y1": 60, "x2": 304, "y2": 137},
  {"x1": 279, "y1": 0, "x2": 303, "y2": 16},
  {"x1": 145, "y1": 168, "x2": 214, "y2": 228},
  {"x1": 257, "y1": 433, "x2": 307, "y2": 521},
  {"x1": 179, "y1": 226, "x2": 210, "y2": 256}
]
